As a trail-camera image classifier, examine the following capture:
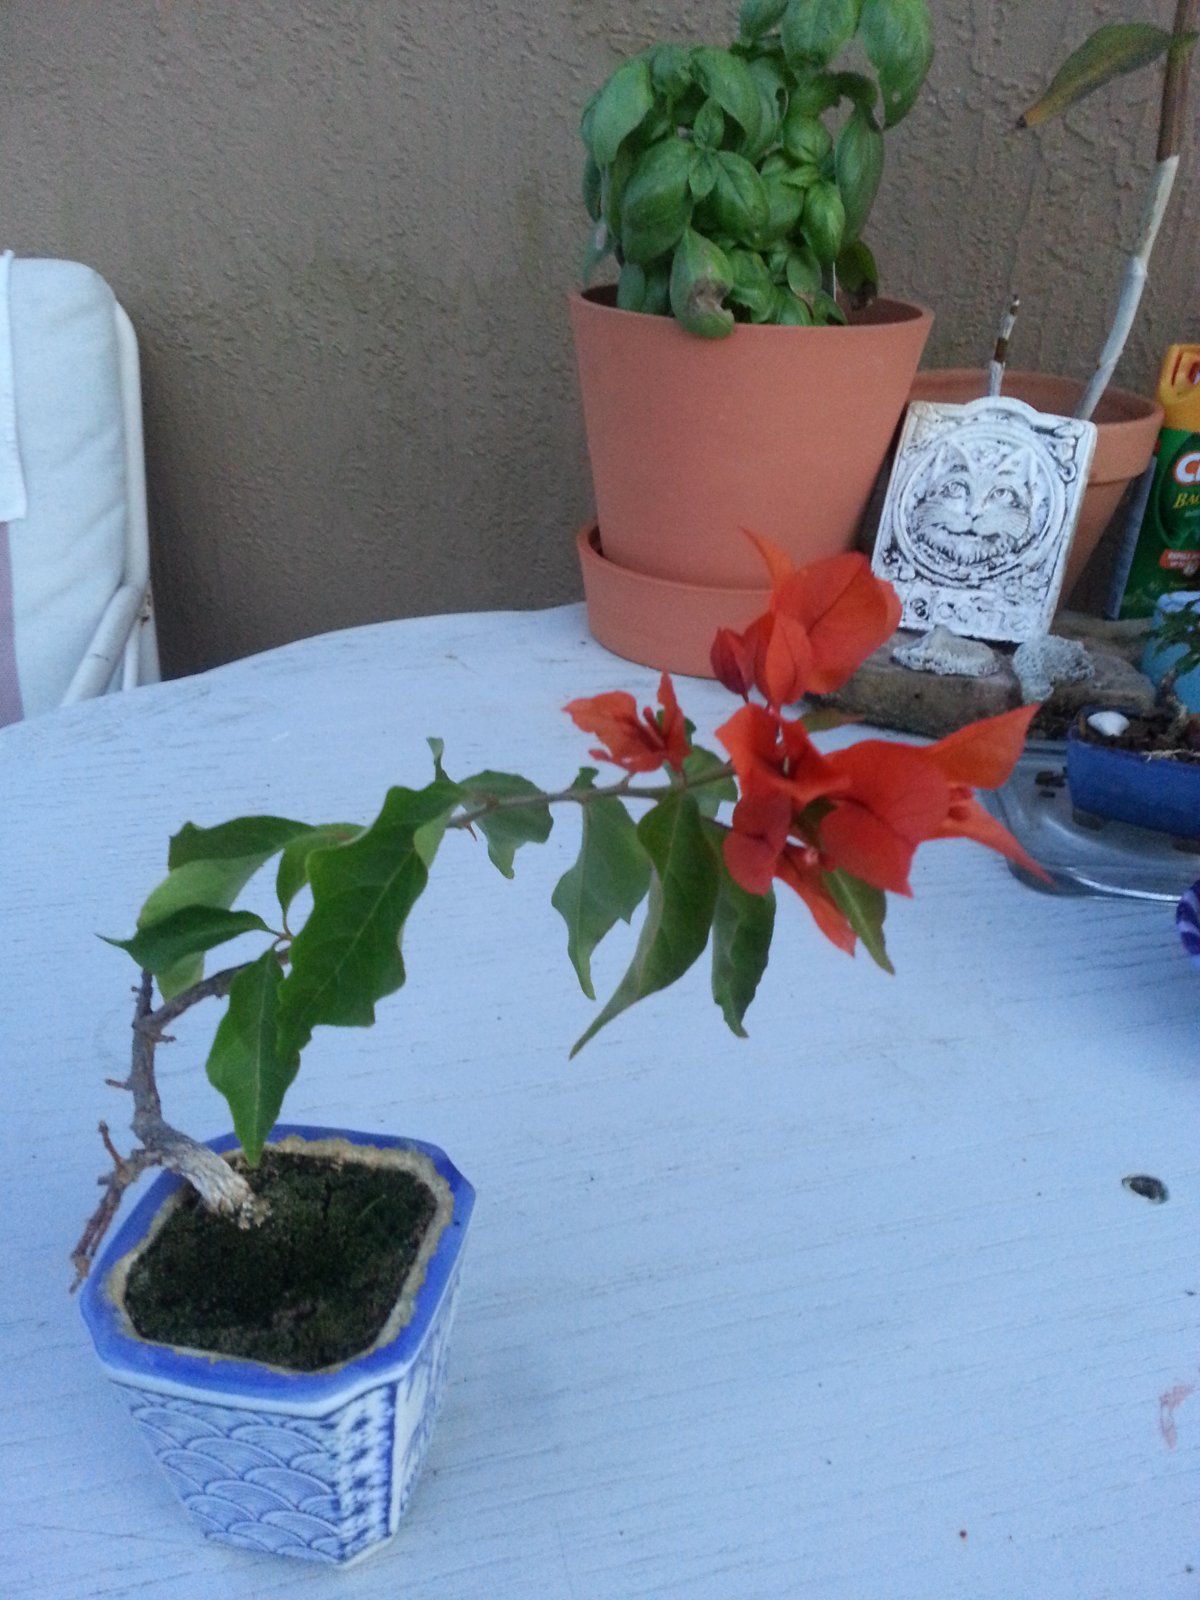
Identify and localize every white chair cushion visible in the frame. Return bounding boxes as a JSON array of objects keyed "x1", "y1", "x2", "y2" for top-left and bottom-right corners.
[{"x1": 0, "y1": 257, "x2": 130, "y2": 722}]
